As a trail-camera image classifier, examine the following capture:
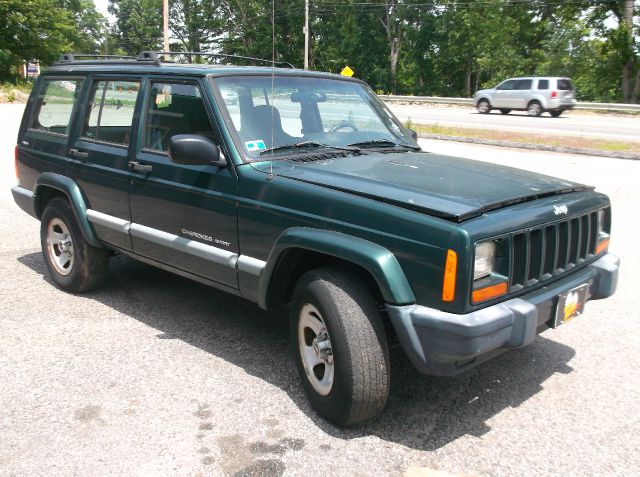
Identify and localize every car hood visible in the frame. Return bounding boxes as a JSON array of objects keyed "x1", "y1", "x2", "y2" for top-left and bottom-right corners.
[
  {"x1": 261, "y1": 152, "x2": 591, "y2": 222},
  {"x1": 474, "y1": 88, "x2": 494, "y2": 96}
]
